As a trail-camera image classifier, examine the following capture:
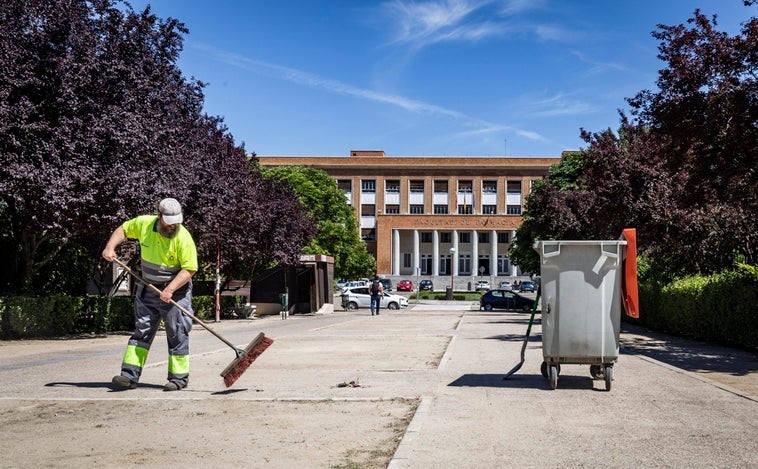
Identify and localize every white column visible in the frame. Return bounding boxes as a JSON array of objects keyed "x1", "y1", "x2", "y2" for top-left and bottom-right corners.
[
  {"x1": 491, "y1": 230, "x2": 498, "y2": 276},
  {"x1": 471, "y1": 230, "x2": 478, "y2": 278},
  {"x1": 392, "y1": 229, "x2": 400, "y2": 276},
  {"x1": 413, "y1": 229, "x2": 420, "y2": 276},
  {"x1": 432, "y1": 230, "x2": 440, "y2": 276},
  {"x1": 510, "y1": 229, "x2": 518, "y2": 276},
  {"x1": 452, "y1": 230, "x2": 459, "y2": 276}
]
